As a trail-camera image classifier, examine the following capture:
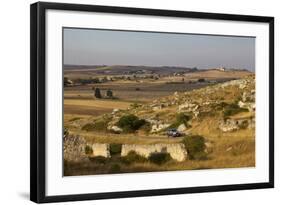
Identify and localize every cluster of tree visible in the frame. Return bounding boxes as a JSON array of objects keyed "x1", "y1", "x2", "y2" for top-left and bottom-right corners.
[
  {"x1": 73, "y1": 77, "x2": 114, "y2": 85},
  {"x1": 74, "y1": 78, "x2": 101, "y2": 85},
  {"x1": 197, "y1": 78, "x2": 206, "y2": 83},
  {"x1": 93, "y1": 88, "x2": 114, "y2": 99}
]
